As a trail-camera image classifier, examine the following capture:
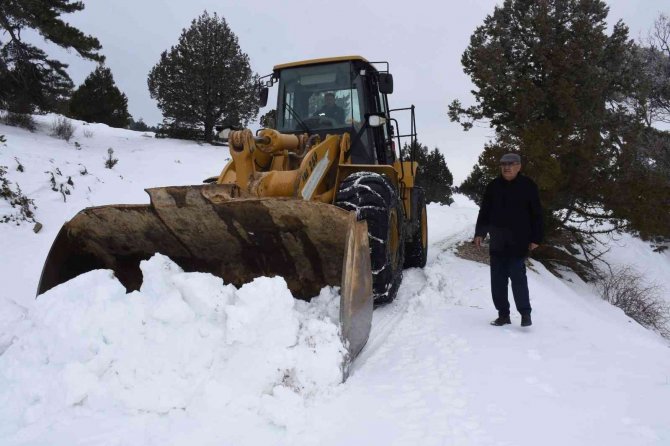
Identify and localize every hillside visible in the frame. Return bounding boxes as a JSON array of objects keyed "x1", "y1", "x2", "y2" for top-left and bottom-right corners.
[{"x1": 1, "y1": 117, "x2": 669, "y2": 445}]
